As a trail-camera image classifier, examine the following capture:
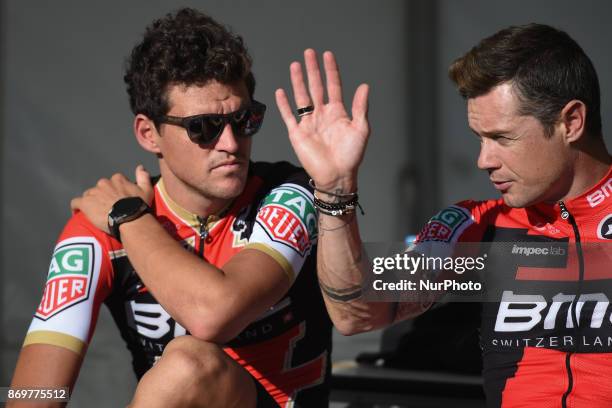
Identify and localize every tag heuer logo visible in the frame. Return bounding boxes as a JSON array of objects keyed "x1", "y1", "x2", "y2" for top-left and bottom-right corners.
[
  {"x1": 35, "y1": 243, "x2": 95, "y2": 320},
  {"x1": 256, "y1": 184, "x2": 317, "y2": 255},
  {"x1": 417, "y1": 206, "x2": 471, "y2": 243},
  {"x1": 258, "y1": 205, "x2": 312, "y2": 255}
]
